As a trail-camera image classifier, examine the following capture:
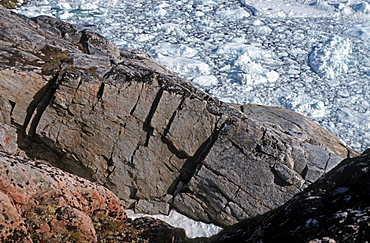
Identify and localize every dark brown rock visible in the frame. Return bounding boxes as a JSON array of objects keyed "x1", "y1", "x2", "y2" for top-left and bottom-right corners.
[{"x1": 0, "y1": 5, "x2": 358, "y2": 228}]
